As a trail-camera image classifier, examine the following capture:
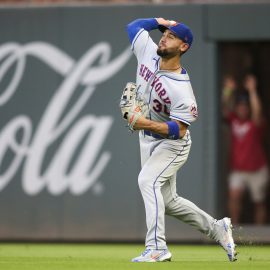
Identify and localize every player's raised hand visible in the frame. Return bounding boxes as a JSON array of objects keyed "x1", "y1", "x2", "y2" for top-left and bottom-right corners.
[{"x1": 155, "y1": 18, "x2": 177, "y2": 27}]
